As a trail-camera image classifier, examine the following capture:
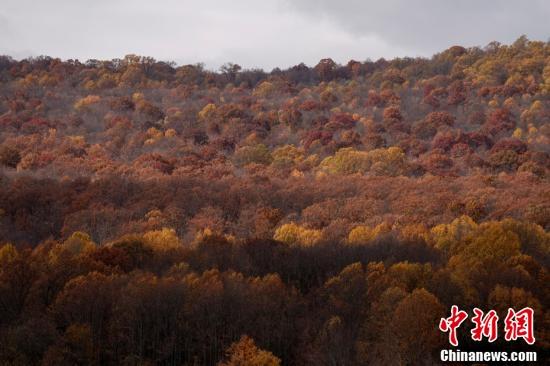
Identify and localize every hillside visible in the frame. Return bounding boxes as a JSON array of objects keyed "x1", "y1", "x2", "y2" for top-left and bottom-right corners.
[{"x1": 0, "y1": 37, "x2": 548, "y2": 365}]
